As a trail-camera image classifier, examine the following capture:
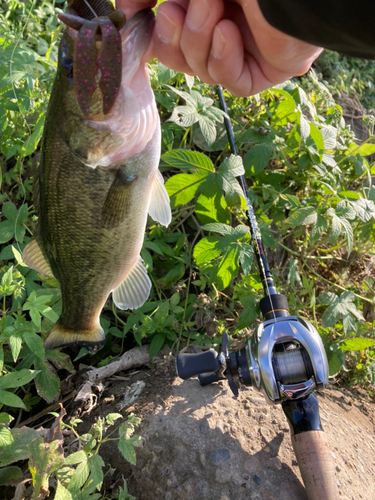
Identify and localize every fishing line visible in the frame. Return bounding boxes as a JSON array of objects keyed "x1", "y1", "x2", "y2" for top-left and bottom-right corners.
[
  {"x1": 83, "y1": 0, "x2": 98, "y2": 18},
  {"x1": 216, "y1": 86, "x2": 278, "y2": 322},
  {"x1": 9, "y1": 0, "x2": 37, "y2": 256}
]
